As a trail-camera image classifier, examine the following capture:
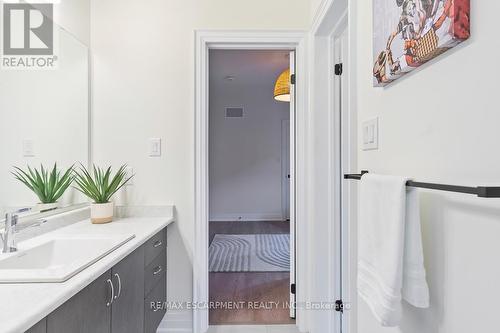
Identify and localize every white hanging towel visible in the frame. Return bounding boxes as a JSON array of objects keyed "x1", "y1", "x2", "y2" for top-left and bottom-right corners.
[{"x1": 358, "y1": 174, "x2": 429, "y2": 327}]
